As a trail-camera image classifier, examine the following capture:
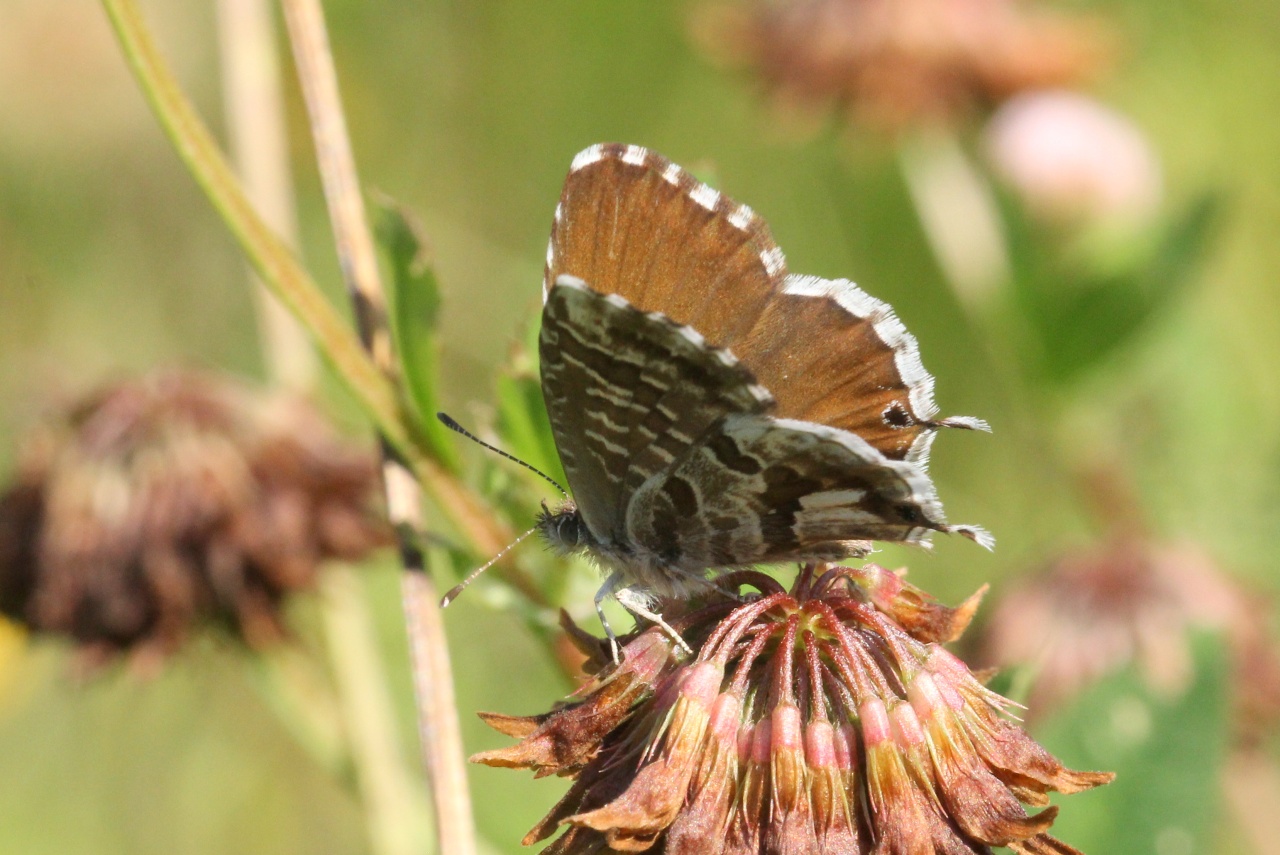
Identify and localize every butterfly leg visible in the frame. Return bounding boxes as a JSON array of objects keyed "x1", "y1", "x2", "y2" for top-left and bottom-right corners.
[
  {"x1": 595, "y1": 573, "x2": 695, "y2": 662},
  {"x1": 594, "y1": 573, "x2": 625, "y2": 663},
  {"x1": 613, "y1": 586, "x2": 694, "y2": 657}
]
